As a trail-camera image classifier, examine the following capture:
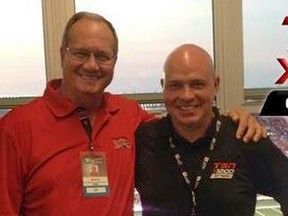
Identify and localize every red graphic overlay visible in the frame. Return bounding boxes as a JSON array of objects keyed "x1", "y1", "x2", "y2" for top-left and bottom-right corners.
[
  {"x1": 282, "y1": 16, "x2": 288, "y2": 25},
  {"x1": 275, "y1": 58, "x2": 288, "y2": 84}
]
